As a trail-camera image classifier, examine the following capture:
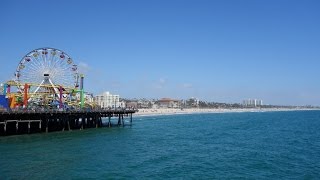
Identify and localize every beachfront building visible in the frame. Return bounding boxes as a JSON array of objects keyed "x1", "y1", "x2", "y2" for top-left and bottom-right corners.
[
  {"x1": 243, "y1": 99, "x2": 263, "y2": 107},
  {"x1": 123, "y1": 99, "x2": 157, "y2": 109},
  {"x1": 186, "y1": 97, "x2": 200, "y2": 108},
  {"x1": 126, "y1": 101, "x2": 138, "y2": 109},
  {"x1": 157, "y1": 98, "x2": 181, "y2": 108},
  {"x1": 94, "y1": 91, "x2": 120, "y2": 108}
]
